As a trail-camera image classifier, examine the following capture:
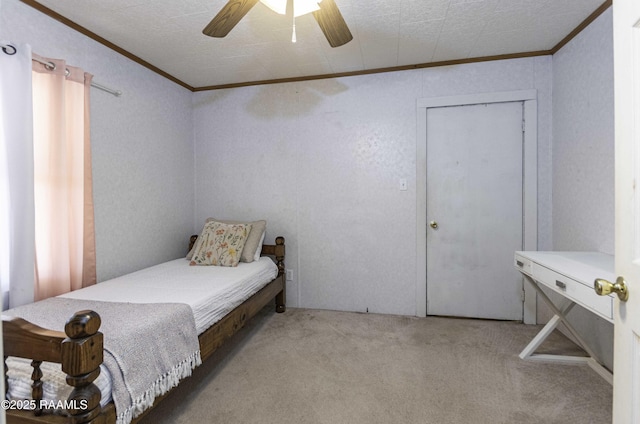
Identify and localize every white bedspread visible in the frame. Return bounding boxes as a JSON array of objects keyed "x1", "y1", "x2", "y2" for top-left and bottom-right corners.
[{"x1": 61, "y1": 257, "x2": 278, "y2": 334}]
